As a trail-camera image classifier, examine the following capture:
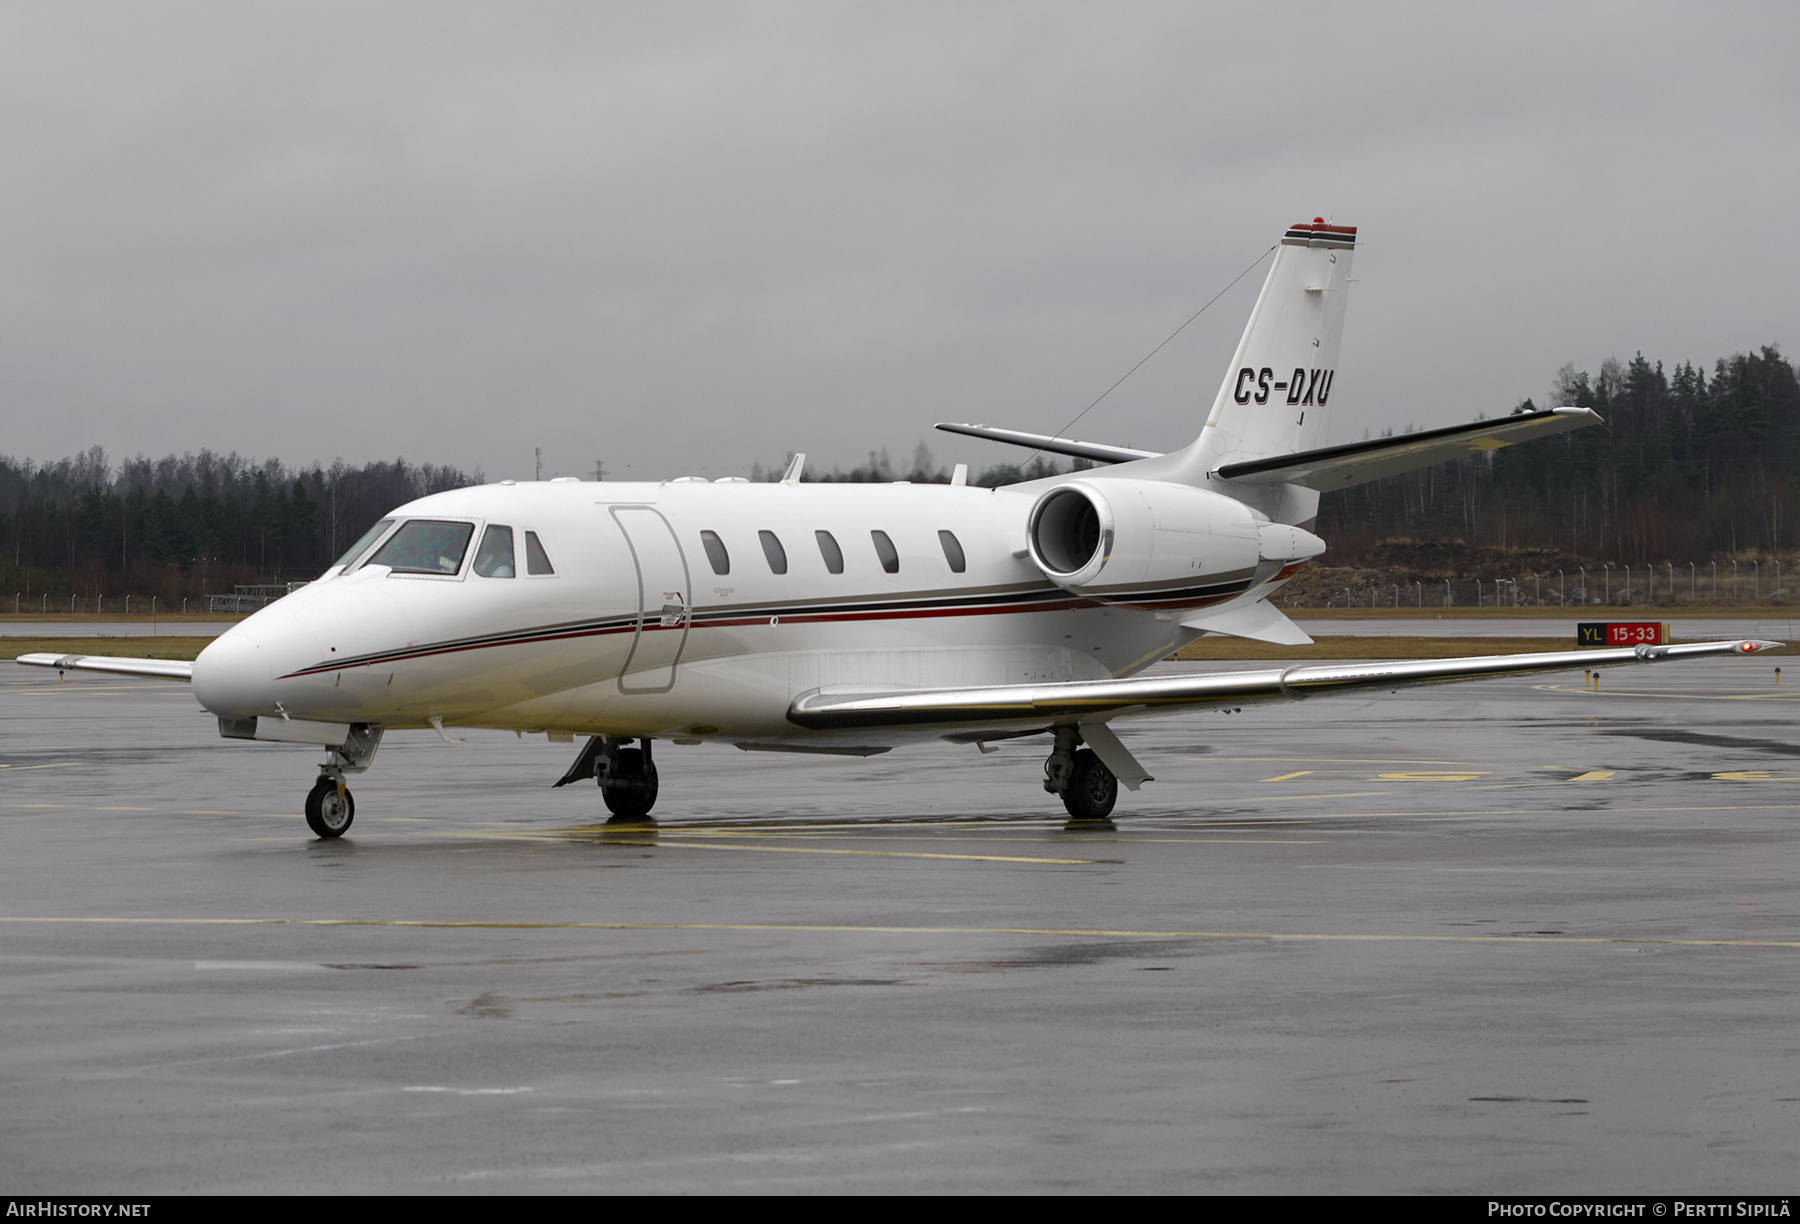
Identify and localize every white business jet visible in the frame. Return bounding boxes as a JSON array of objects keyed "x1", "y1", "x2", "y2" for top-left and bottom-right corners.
[{"x1": 21, "y1": 219, "x2": 1780, "y2": 837}]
